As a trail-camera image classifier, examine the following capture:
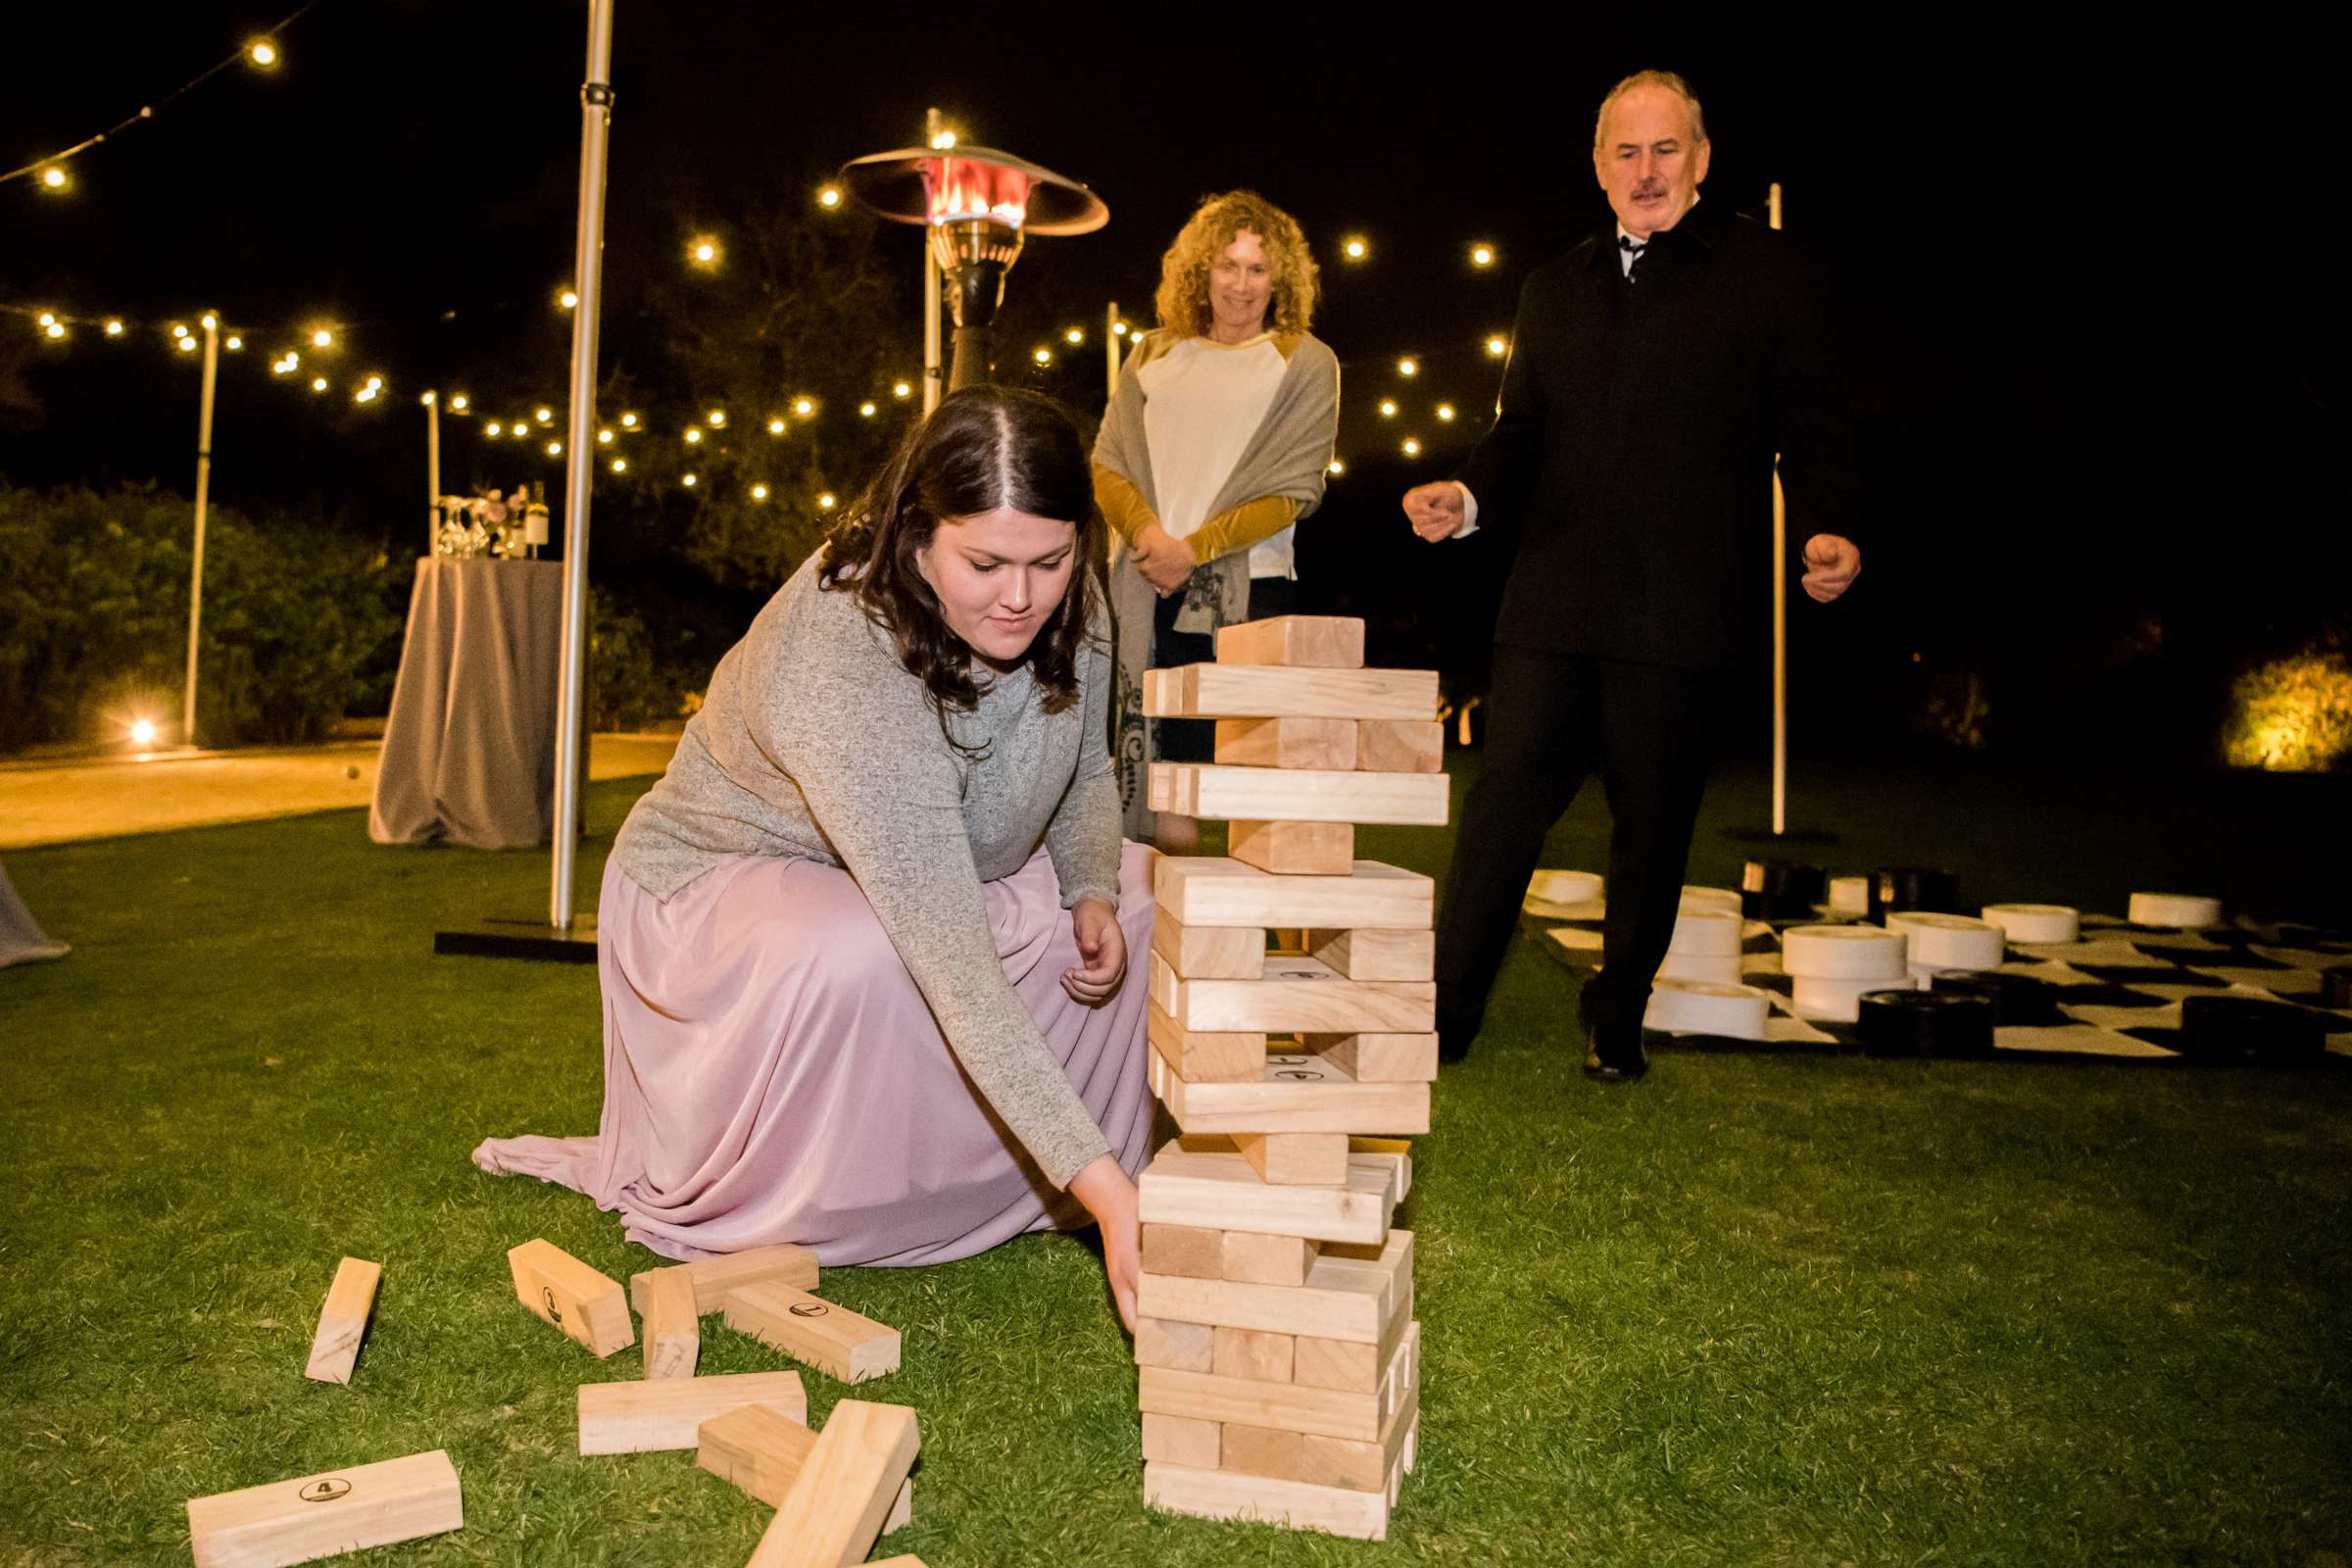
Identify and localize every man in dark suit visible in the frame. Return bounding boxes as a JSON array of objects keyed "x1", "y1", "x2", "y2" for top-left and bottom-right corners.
[{"x1": 1402, "y1": 70, "x2": 1862, "y2": 1081}]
